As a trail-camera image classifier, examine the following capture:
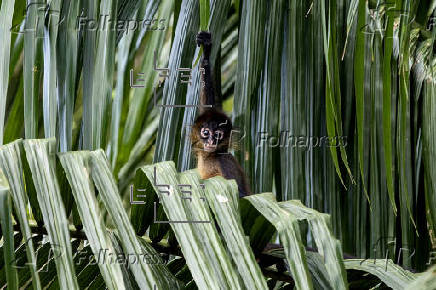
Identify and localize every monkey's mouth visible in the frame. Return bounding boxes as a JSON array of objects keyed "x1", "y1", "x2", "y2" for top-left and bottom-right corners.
[{"x1": 203, "y1": 143, "x2": 217, "y2": 152}]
